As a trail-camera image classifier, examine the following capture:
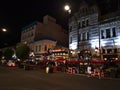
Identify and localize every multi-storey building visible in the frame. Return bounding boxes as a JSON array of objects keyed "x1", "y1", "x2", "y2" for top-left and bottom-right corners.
[
  {"x1": 69, "y1": 1, "x2": 120, "y2": 60},
  {"x1": 99, "y1": 11, "x2": 120, "y2": 60},
  {"x1": 21, "y1": 15, "x2": 69, "y2": 59},
  {"x1": 21, "y1": 15, "x2": 68, "y2": 46}
]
